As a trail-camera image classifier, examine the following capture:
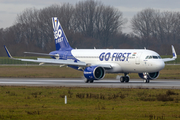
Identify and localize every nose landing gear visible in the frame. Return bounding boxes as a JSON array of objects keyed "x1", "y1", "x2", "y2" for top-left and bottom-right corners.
[{"x1": 143, "y1": 73, "x2": 150, "y2": 83}]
